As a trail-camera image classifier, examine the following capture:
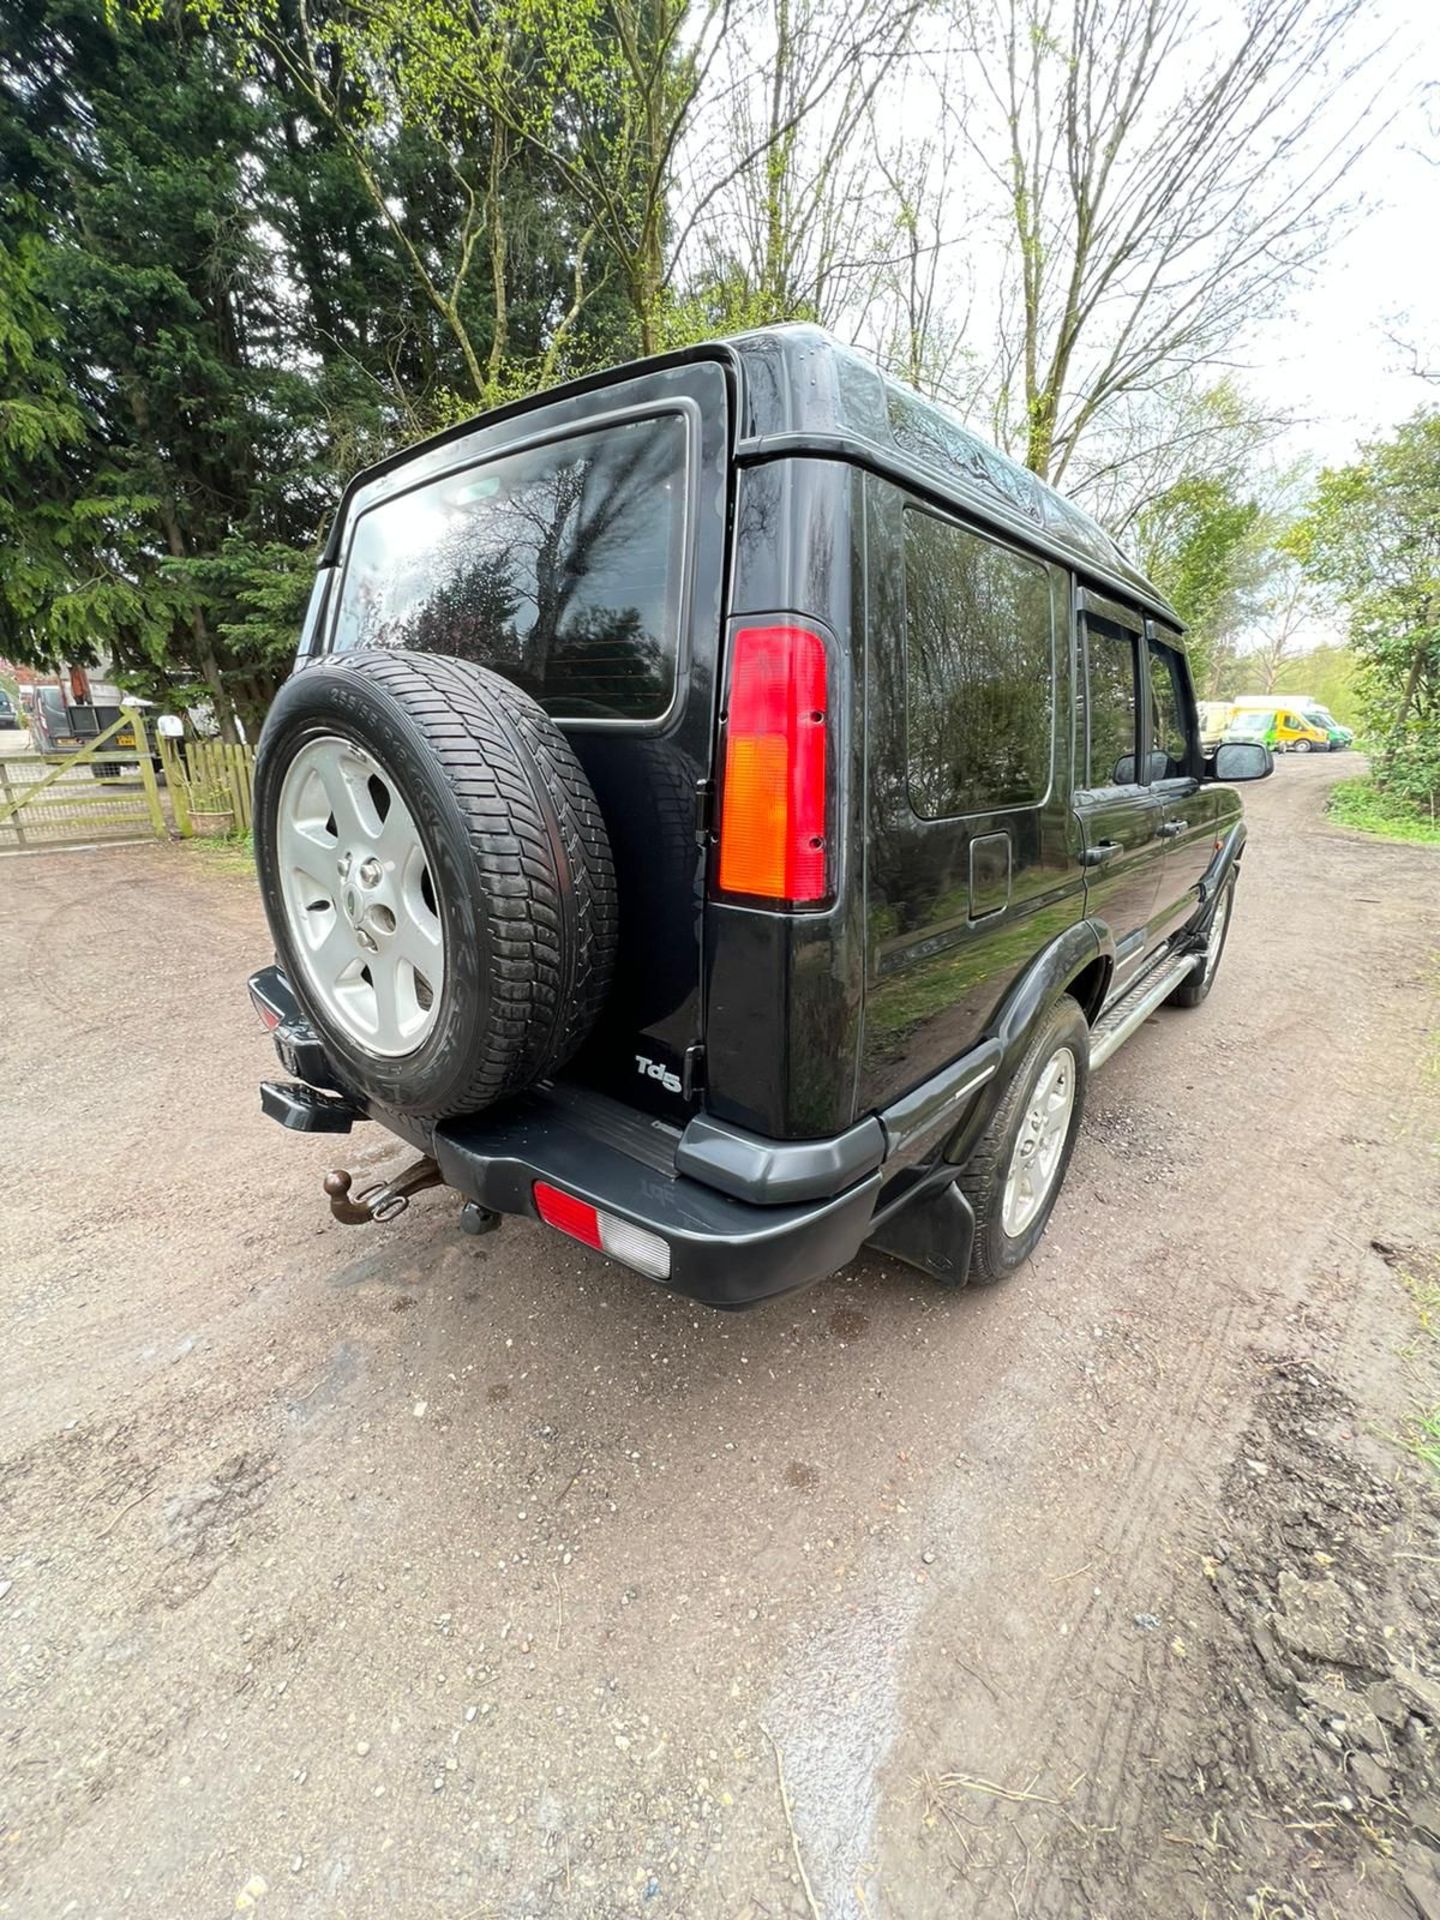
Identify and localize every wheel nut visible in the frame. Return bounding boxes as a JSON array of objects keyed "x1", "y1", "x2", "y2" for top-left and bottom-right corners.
[
  {"x1": 357, "y1": 927, "x2": 378, "y2": 952},
  {"x1": 358, "y1": 857, "x2": 382, "y2": 888}
]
